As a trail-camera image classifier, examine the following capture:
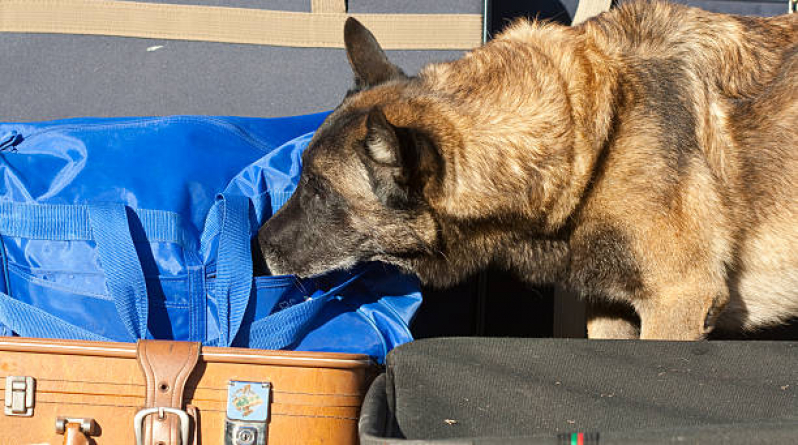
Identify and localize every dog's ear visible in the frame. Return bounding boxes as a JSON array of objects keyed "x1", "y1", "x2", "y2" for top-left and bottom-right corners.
[
  {"x1": 344, "y1": 18, "x2": 406, "y2": 89},
  {"x1": 365, "y1": 107, "x2": 403, "y2": 166},
  {"x1": 358, "y1": 108, "x2": 423, "y2": 207}
]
